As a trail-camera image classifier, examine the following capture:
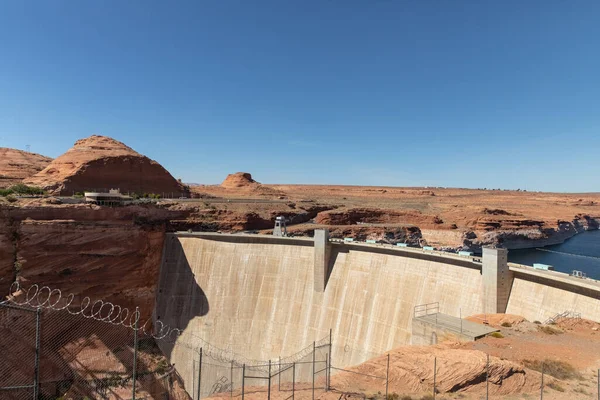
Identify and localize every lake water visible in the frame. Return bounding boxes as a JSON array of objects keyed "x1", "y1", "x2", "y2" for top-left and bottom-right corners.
[{"x1": 508, "y1": 229, "x2": 600, "y2": 280}]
